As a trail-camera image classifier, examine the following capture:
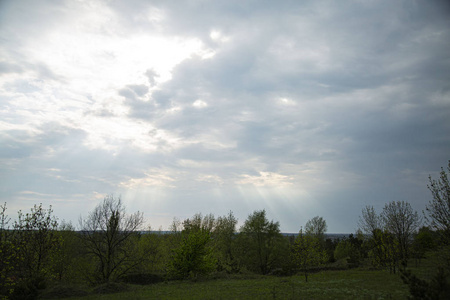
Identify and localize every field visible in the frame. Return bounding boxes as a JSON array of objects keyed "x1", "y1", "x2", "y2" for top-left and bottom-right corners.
[{"x1": 57, "y1": 269, "x2": 408, "y2": 300}]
